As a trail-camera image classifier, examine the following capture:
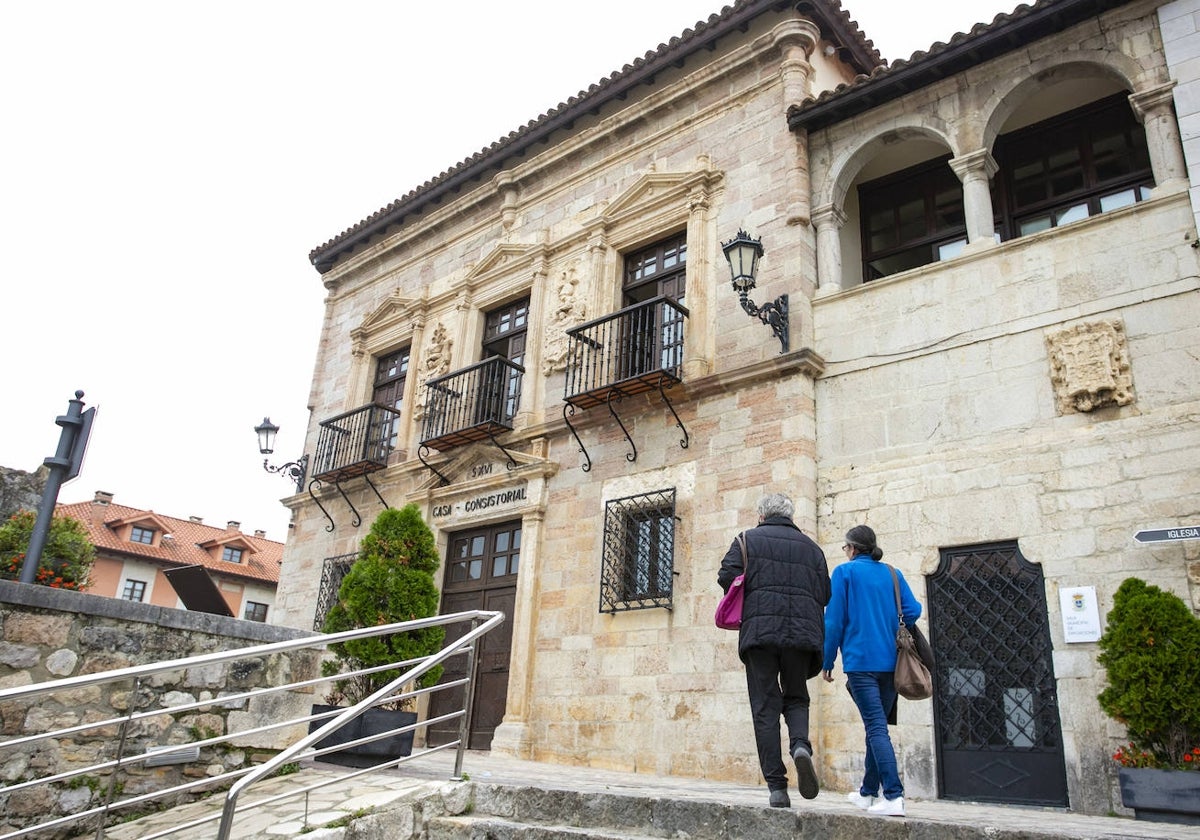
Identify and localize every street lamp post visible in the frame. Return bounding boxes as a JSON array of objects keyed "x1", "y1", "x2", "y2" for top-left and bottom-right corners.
[
  {"x1": 721, "y1": 229, "x2": 789, "y2": 354},
  {"x1": 254, "y1": 417, "x2": 308, "y2": 494},
  {"x1": 21, "y1": 391, "x2": 96, "y2": 584}
]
